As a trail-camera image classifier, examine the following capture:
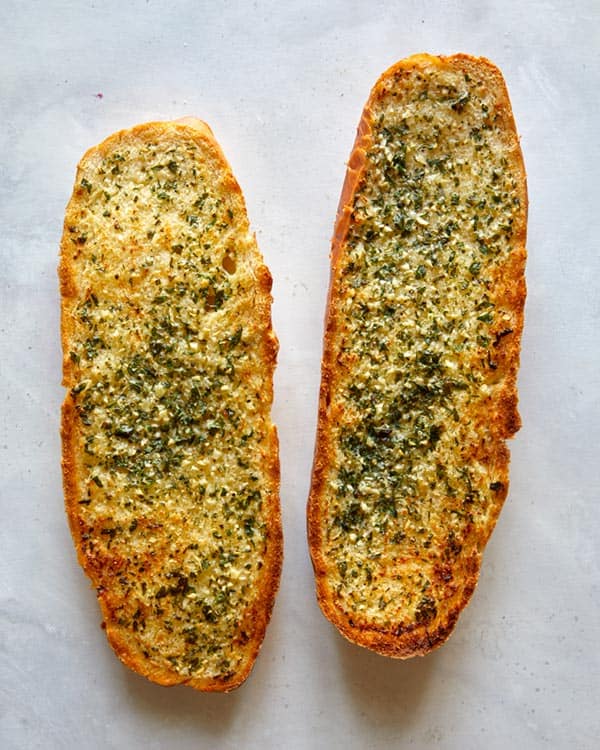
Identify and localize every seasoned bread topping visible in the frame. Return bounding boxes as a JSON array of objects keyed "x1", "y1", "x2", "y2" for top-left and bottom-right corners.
[
  {"x1": 309, "y1": 55, "x2": 527, "y2": 655},
  {"x1": 61, "y1": 122, "x2": 281, "y2": 690}
]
